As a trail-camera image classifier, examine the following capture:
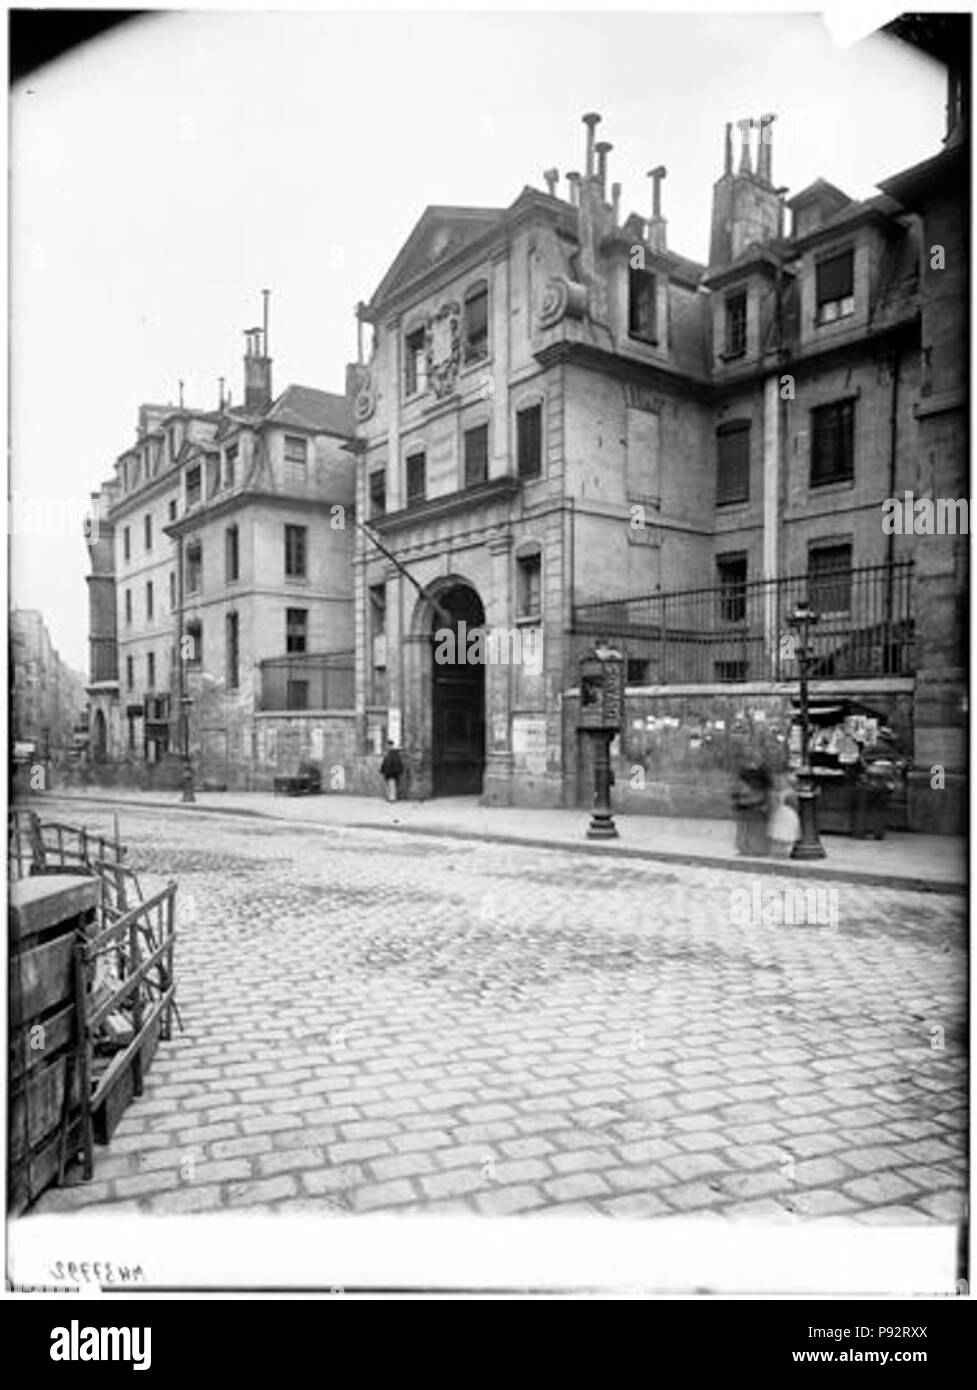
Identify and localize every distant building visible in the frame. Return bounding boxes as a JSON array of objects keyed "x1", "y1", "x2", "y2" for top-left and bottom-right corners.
[
  {"x1": 348, "y1": 41, "x2": 966, "y2": 828},
  {"x1": 85, "y1": 305, "x2": 355, "y2": 787},
  {"x1": 10, "y1": 608, "x2": 87, "y2": 768}
]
